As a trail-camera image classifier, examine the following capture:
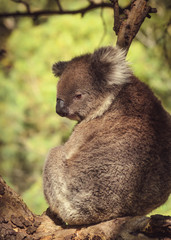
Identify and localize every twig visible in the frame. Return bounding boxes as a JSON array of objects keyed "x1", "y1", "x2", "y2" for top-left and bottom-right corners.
[
  {"x1": 12, "y1": 0, "x2": 31, "y2": 13},
  {"x1": 113, "y1": 0, "x2": 120, "y2": 35},
  {"x1": 98, "y1": 5, "x2": 107, "y2": 46},
  {"x1": 54, "y1": 0, "x2": 63, "y2": 12},
  {"x1": 87, "y1": 0, "x2": 94, "y2": 3},
  {"x1": 0, "y1": 2, "x2": 113, "y2": 18}
]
